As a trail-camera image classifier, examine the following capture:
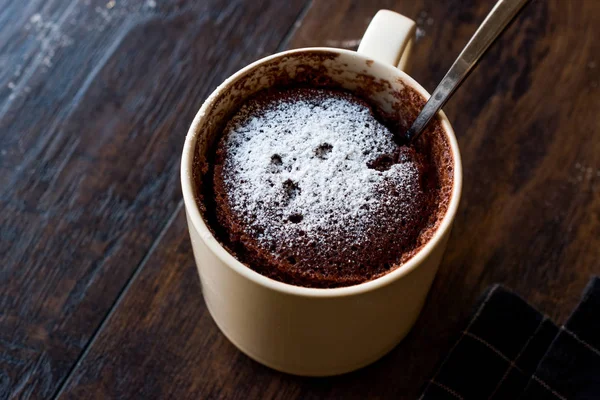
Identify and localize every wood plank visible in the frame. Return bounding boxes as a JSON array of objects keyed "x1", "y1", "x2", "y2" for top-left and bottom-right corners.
[
  {"x1": 59, "y1": 0, "x2": 600, "y2": 399},
  {"x1": 0, "y1": 0, "x2": 308, "y2": 398}
]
